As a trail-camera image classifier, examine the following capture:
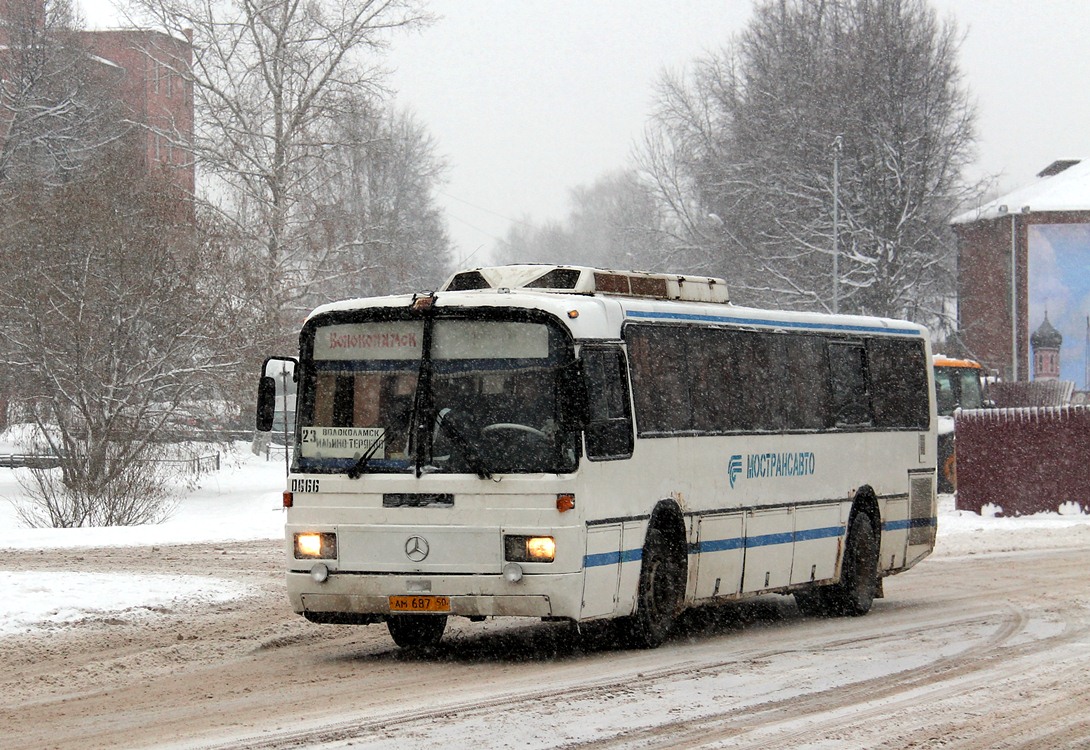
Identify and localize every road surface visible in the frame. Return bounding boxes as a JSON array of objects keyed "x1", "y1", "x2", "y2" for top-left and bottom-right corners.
[{"x1": 3, "y1": 530, "x2": 1090, "y2": 749}]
